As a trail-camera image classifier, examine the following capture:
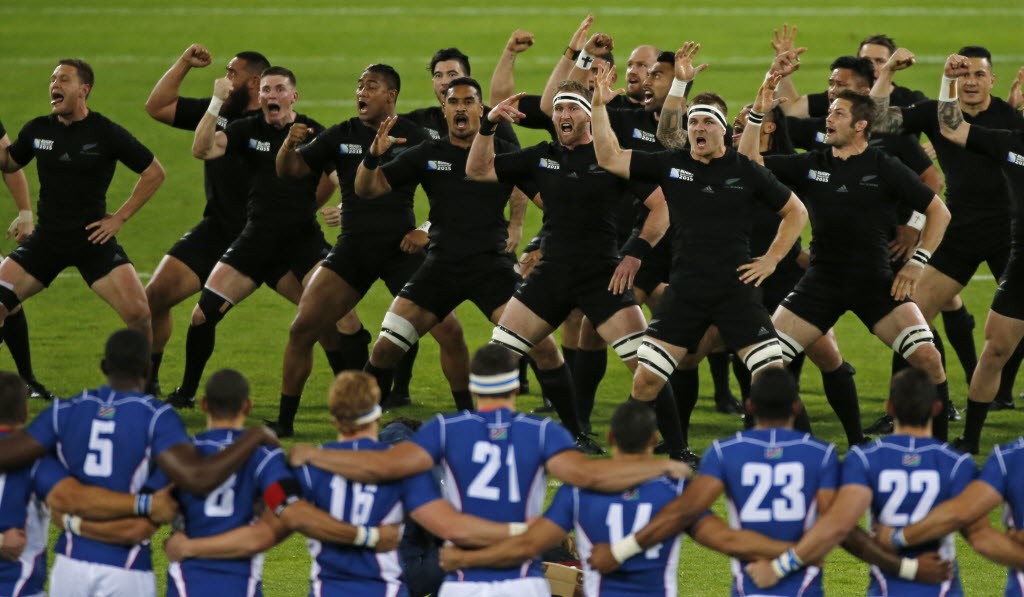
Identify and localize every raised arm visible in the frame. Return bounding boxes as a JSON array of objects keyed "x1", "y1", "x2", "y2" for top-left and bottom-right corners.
[
  {"x1": 738, "y1": 193, "x2": 807, "y2": 287},
  {"x1": 656, "y1": 42, "x2": 708, "y2": 150},
  {"x1": 870, "y1": 48, "x2": 916, "y2": 135},
  {"x1": 191, "y1": 77, "x2": 231, "y2": 160},
  {"x1": 353, "y1": 115, "x2": 401, "y2": 198},
  {"x1": 567, "y1": 32, "x2": 614, "y2": 88},
  {"x1": 590, "y1": 64, "x2": 632, "y2": 178},
  {"x1": 546, "y1": 449, "x2": 689, "y2": 494},
  {"x1": 489, "y1": 30, "x2": 534, "y2": 106},
  {"x1": 289, "y1": 440, "x2": 435, "y2": 484},
  {"x1": 276, "y1": 122, "x2": 314, "y2": 178},
  {"x1": 86, "y1": 157, "x2": 165, "y2": 245},
  {"x1": 767, "y1": 24, "x2": 809, "y2": 117},
  {"x1": 540, "y1": 15, "x2": 594, "y2": 115},
  {"x1": 155, "y1": 426, "x2": 278, "y2": 495},
  {"x1": 410, "y1": 498, "x2": 517, "y2": 548},
  {"x1": 937, "y1": 54, "x2": 973, "y2": 147},
  {"x1": 467, "y1": 93, "x2": 525, "y2": 182},
  {"x1": 439, "y1": 518, "x2": 566, "y2": 571},
  {"x1": 145, "y1": 44, "x2": 212, "y2": 124},
  {"x1": 739, "y1": 72, "x2": 785, "y2": 163}
]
